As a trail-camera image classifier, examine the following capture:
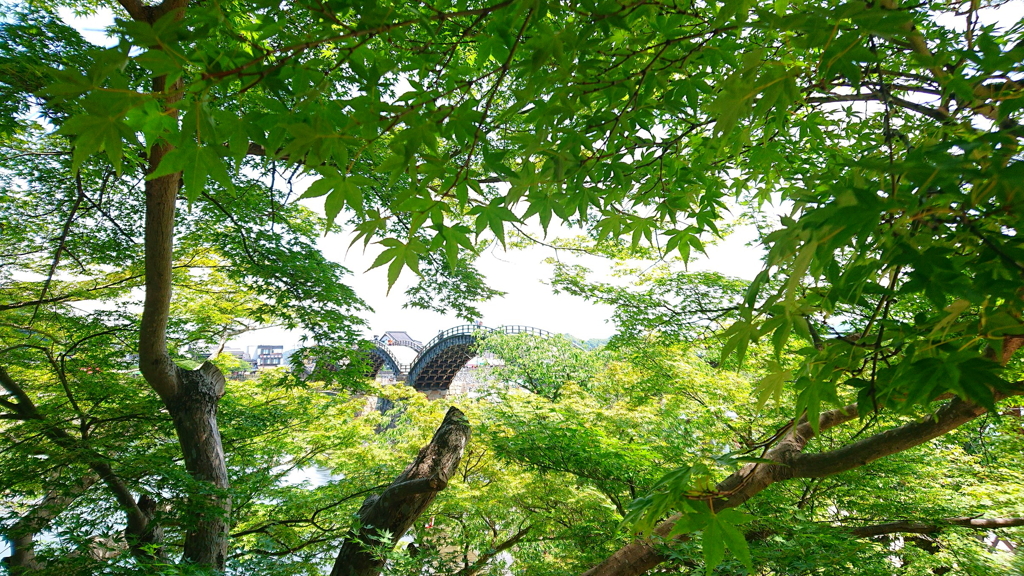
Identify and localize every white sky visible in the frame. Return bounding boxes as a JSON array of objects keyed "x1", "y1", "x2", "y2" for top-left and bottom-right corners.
[{"x1": 224, "y1": 216, "x2": 765, "y2": 352}]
